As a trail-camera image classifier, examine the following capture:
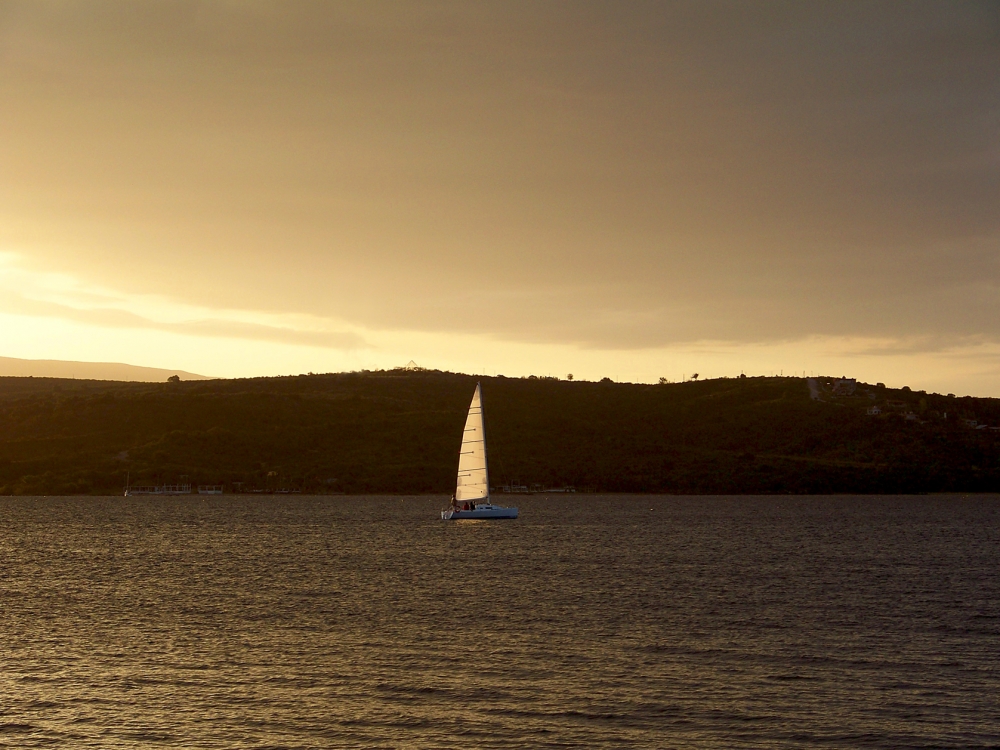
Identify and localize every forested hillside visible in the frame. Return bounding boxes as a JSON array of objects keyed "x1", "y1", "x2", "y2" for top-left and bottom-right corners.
[{"x1": 1, "y1": 370, "x2": 999, "y2": 495}]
